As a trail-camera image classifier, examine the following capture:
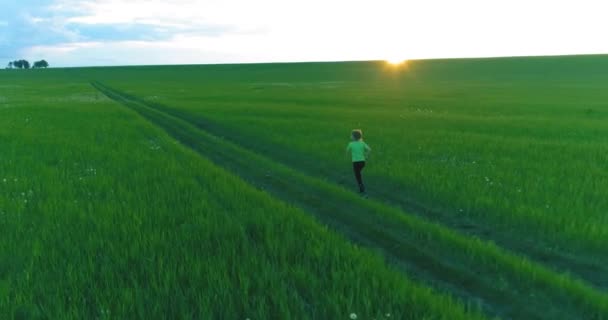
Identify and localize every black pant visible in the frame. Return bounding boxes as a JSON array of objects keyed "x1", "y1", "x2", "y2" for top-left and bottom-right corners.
[{"x1": 352, "y1": 161, "x2": 366, "y2": 192}]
